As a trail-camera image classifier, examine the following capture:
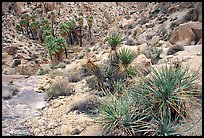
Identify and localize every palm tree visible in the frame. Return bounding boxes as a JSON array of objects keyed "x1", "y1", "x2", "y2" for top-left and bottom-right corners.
[
  {"x1": 30, "y1": 20, "x2": 40, "y2": 40},
  {"x1": 77, "y1": 14, "x2": 84, "y2": 47},
  {"x1": 59, "y1": 22, "x2": 69, "y2": 58},
  {"x1": 54, "y1": 37, "x2": 66, "y2": 63},
  {"x1": 22, "y1": 13, "x2": 32, "y2": 38},
  {"x1": 31, "y1": 14, "x2": 37, "y2": 22},
  {"x1": 48, "y1": 11, "x2": 56, "y2": 36},
  {"x1": 15, "y1": 23, "x2": 24, "y2": 34},
  {"x1": 87, "y1": 16, "x2": 94, "y2": 39},
  {"x1": 65, "y1": 20, "x2": 77, "y2": 45},
  {"x1": 19, "y1": 19, "x2": 28, "y2": 36}
]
